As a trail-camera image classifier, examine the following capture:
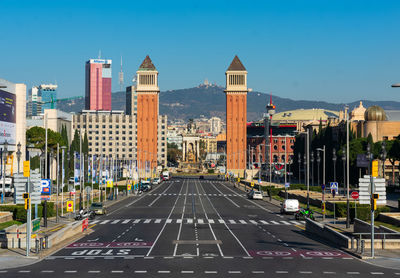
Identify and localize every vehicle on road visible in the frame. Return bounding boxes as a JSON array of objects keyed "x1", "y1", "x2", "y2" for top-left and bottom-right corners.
[
  {"x1": 162, "y1": 171, "x2": 170, "y2": 181},
  {"x1": 75, "y1": 209, "x2": 96, "y2": 220},
  {"x1": 90, "y1": 202, "x2": 107, "y2": 215},
  {"x1": 247, "y1": 190, "x2": 263, "y2": 200},
  {"x1": 295, "y1": 208, "x2": 315, "y2": 220},
  {"x1": 68, "y1": 177, "x2": 75, "y2": 184},
  {"x1": 152, "y1": 177, "x2": 161, "y2": 185},
  {"x1": 280, "y1": 199, "x2": 300, "y2": 214},
  {"x1": 199, "y1": 175, "x2": 204, "y2": 180},
  {"x1": 141, "y1": 180, "x2": 152, "y2": 191}
]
